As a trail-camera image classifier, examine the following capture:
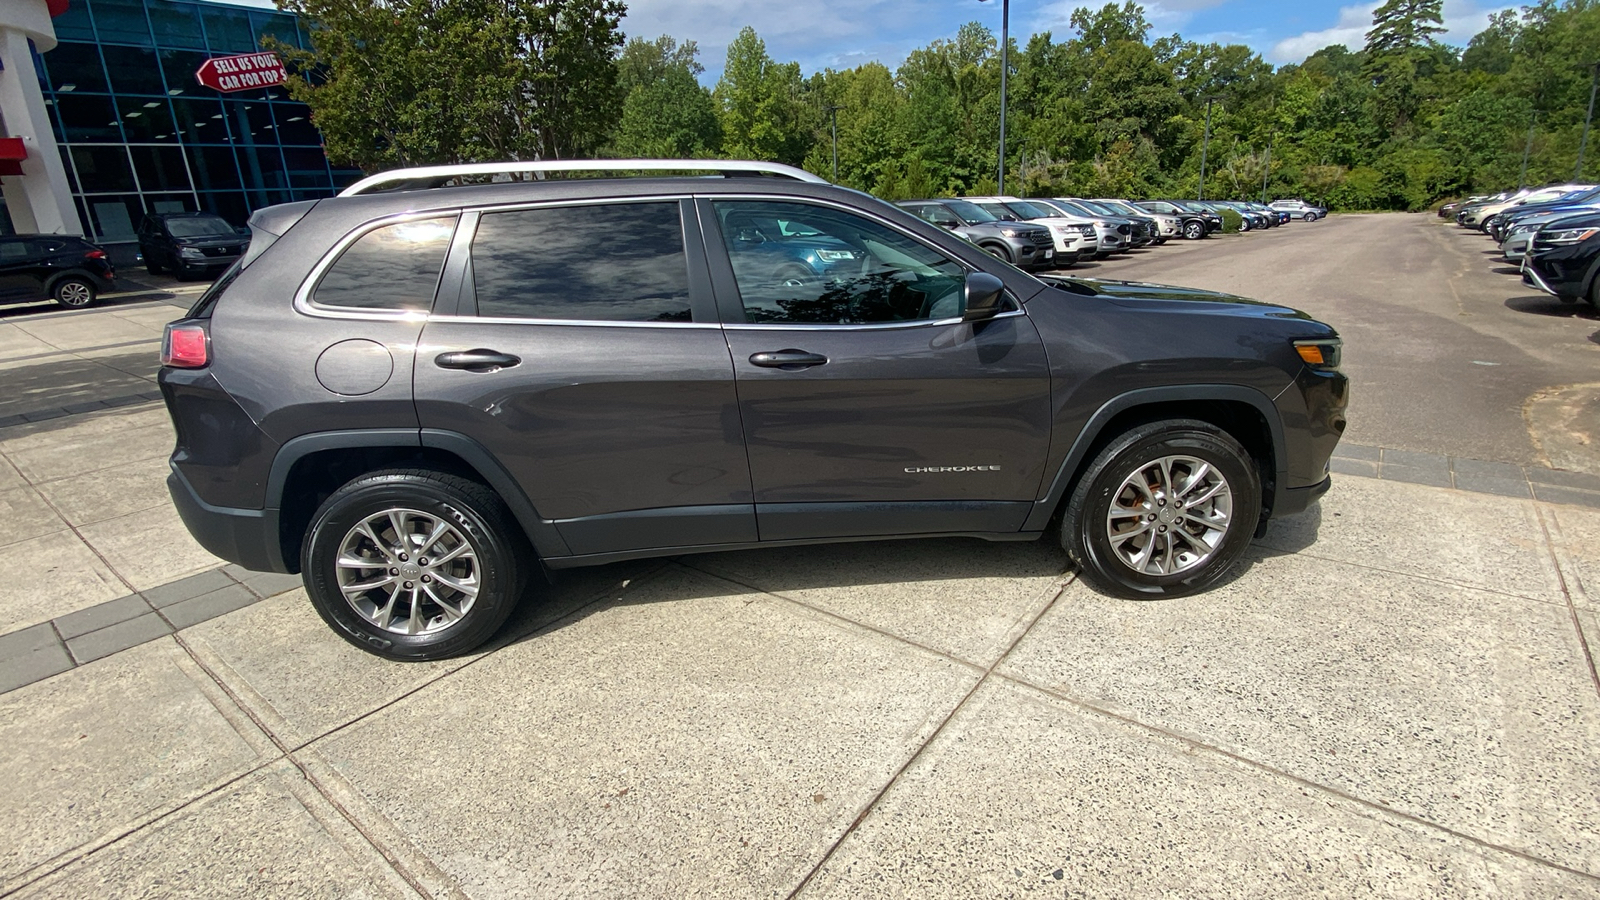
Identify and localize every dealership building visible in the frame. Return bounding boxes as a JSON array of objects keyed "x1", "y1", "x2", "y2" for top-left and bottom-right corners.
[{"x1": 0, "y1": 0, "x2": 358, "y2": 259}]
